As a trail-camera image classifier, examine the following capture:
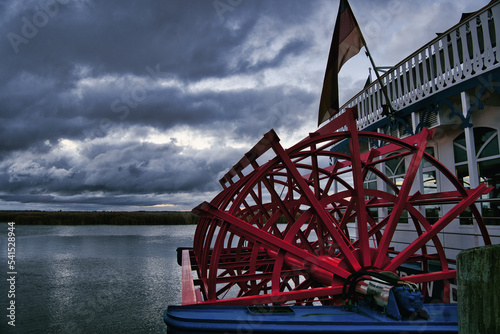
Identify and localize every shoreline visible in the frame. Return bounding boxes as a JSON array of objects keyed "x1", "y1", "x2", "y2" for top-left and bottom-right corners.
[{"x1": 0, "y1": 211, "x2": 199, "y2": 225}]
